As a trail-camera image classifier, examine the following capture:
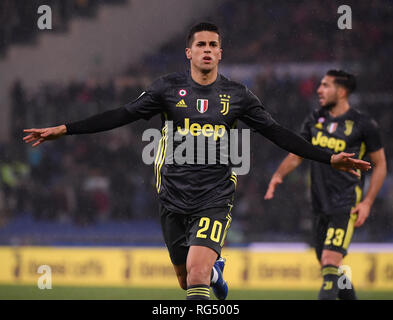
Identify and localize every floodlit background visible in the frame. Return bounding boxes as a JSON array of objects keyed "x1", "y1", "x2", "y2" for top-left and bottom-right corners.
[{"x1": 0, "y1": 0, "x2": 392, "y2": 299}]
